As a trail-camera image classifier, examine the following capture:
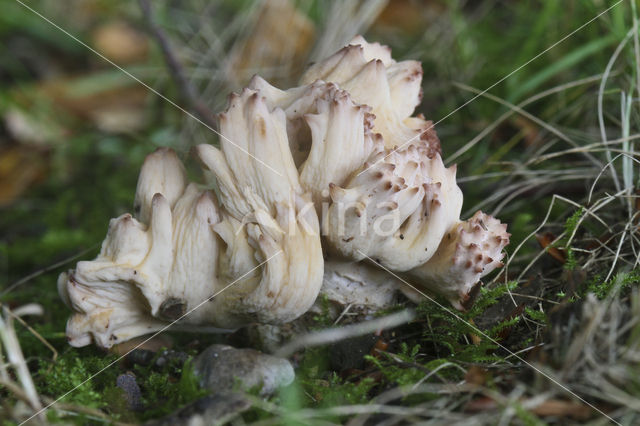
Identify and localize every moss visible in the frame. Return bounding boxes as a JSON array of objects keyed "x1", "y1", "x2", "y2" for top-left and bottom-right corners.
[
  {"x1": 562, "y1": 207, "x2": 585, "y2": 271},
  {"x1": 32, "y1": 346, "x2": 208, "y2": 422},
  {"x1": 467, "y1": 281, "x2": 519, "y2": 318},
  {"x1": 413, "y1": 281, "x2": 522, "y2": 363},
  {"x1": 524, "y1": 306, "x2": 547, "y2": 324},
  {"x1": 366, "y1": 343, "x2": 444, "y2": 386},
  {"x1": 310, "y1": 293, "x2": 333, "y2": 328},
  {"x1": 4, "y1": 0, "x2": 640, "y2": 424},
  {"x1": 133, "y1": 357, "x2": 209, "y2": 421},
  {"x1": 36, "y1": 349, "x2": 120, "y2": 410},
  {"x1": 513, "y1": 402, "x2": 546, "y2": 426},
  {"x1": 541, "y1": 207, "x2": 586, "y2": 272},
  {"x1": 585, "y1": 269, "x2": 639, "y2": 299},
  {"x1": 310, "y1": 373, "x2": 376, "y2": 407}
]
